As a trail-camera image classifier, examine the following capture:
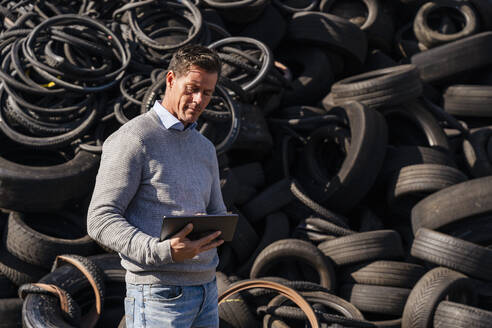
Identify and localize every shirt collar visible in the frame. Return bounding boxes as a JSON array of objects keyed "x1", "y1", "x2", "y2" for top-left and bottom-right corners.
[{"x1": 152, "y1": 100, "x2": 197, "y2": 131}]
